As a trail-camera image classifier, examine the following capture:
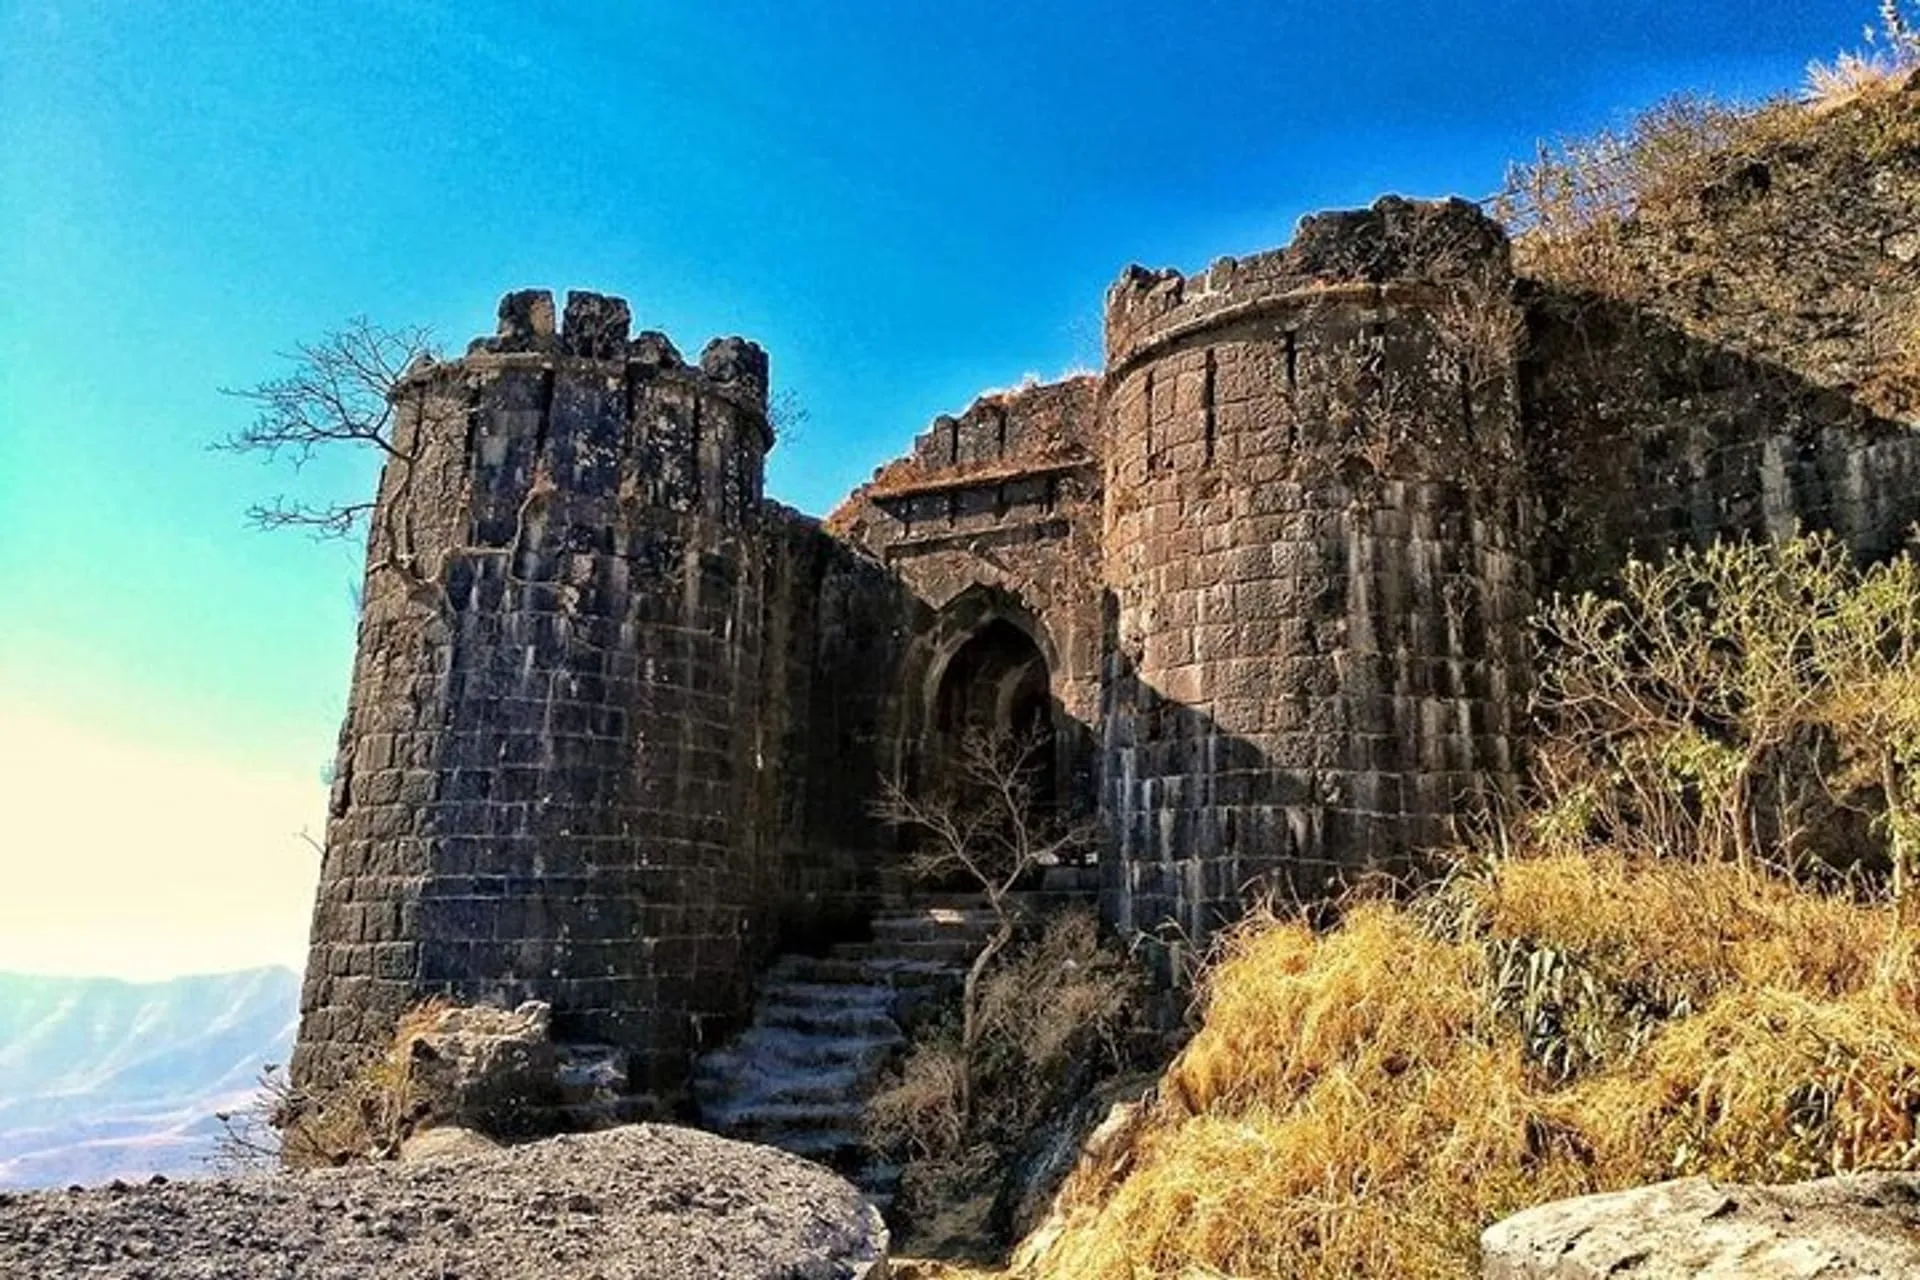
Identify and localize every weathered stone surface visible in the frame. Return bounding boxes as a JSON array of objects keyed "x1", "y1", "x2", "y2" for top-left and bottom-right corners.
[
  {"x1": 0, "y1": 1125, "x2": 890, "y2": 1279},
  {"x1": 1007, "y1": 1095, "x2": 1153, "y2": 1274},
  {"x1": 404, "y1": 1001, "x2": 560, "y2": 1139},
  {"x1": 397, "y1": 1125, "x2": 498, "y2": 1163},
  {"x1": 1480, "y1": 1173, "x2": 1920, "y2": 1279},
  {"x1": 492, "y1": 287, "x2": 555, "y2": 349},
  {"x1": 1522, "y1": 82, "x2": 1920, "y2": 589},
  {"x1": 297, "y1": 95, "x2": 1920, "y2": 1117},
  {"x1": 293, "y1": 301, "x2": 785, "y2": 1098},
  {"x1": 993, "y1": 1075, "x2": 1155, "y2": 1245},
  {"x1": 1097, "y1": 198, "x2": 1531, "y2": 951},
  {"x1": 560, "y1": 289, "x2": 630, "y2": 358}
]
